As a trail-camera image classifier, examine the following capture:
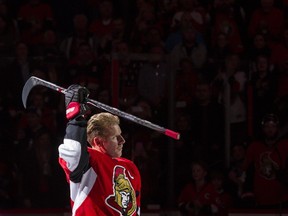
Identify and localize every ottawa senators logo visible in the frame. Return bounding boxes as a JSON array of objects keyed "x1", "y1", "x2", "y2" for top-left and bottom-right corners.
[
  {"x1": 105, "y1": 165, "x2": 137, "y2": 216},
  {"x1": 259, "y1": 152, "x2": 279, "y2": 179}
]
